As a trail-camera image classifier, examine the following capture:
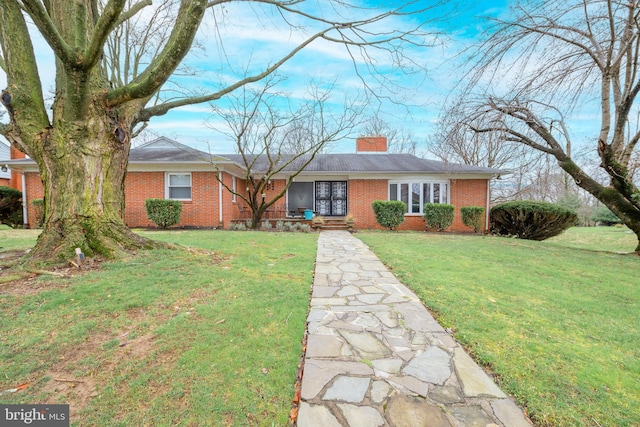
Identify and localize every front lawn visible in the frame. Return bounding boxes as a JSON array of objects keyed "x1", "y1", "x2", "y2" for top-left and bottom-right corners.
[
  {"x1": 358, "y1": 228, "x2": 639, "y2": 427},
  {"x1": 0, "y1": 230, "x2": 316, "y2": 426}
]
